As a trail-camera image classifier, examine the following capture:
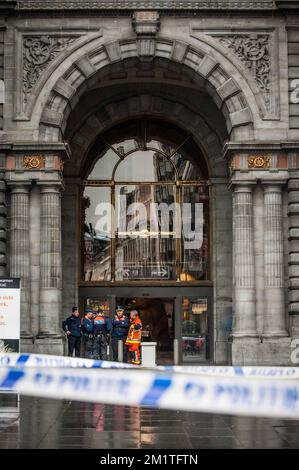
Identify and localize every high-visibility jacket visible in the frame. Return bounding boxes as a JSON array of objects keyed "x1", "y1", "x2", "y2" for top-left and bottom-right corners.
[{"x1": 125, "y1": 316, "x2": 142, "y2": 346}]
